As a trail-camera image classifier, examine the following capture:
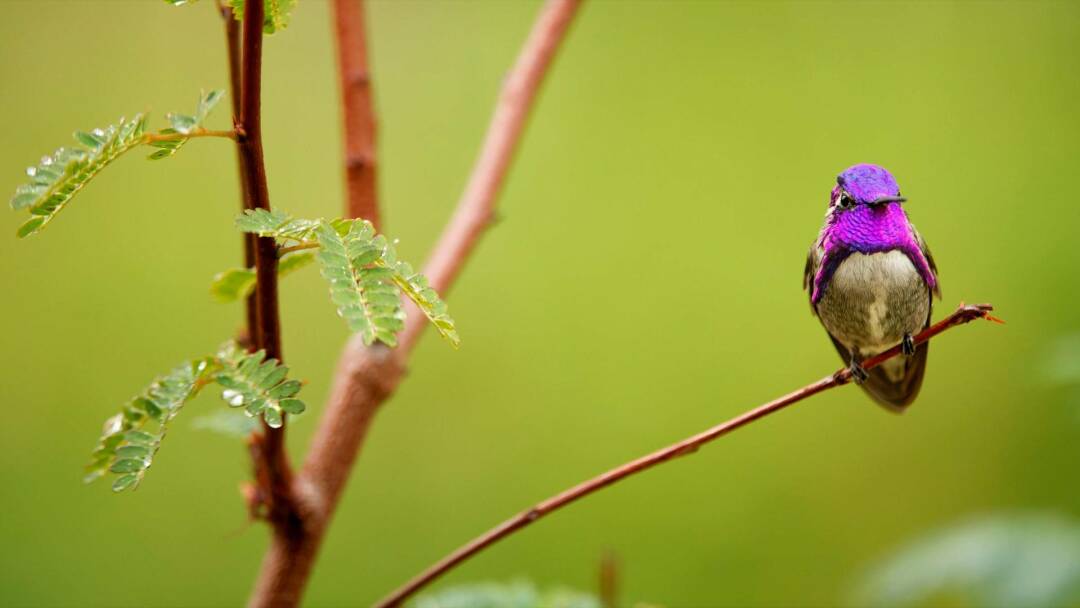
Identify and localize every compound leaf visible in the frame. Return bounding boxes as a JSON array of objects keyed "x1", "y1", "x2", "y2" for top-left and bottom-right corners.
[
  {"x1": 12, "y1": 115, "x2": 147, "y2": 237},
  {"x1": 315, "y1": 221, "x2": 404, "y2": 347},
  {"x1": 148, "y1": 89, "x2": 225, "y2": 161},
  {"x1": 213, "y1": 341, "x2": 306, "y2": 428},
  {"x1": 85, "y1": 358, "x2": 215, "y2": 492},
  {"x1": 381, "y1": 238, "x2": 460, "y2": 348}
]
